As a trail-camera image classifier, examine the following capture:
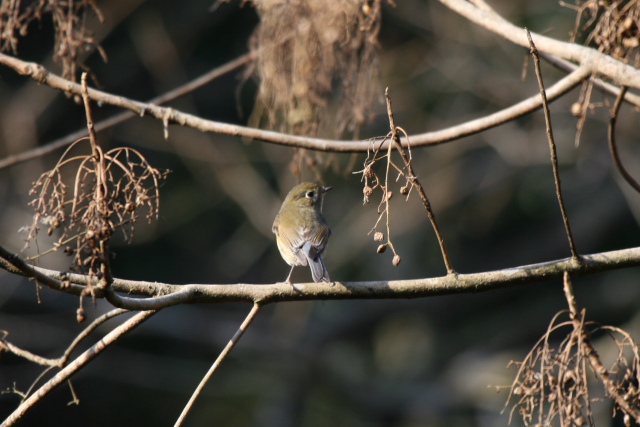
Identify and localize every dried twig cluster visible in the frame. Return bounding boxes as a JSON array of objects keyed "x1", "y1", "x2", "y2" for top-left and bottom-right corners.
[
  {"x1": 0, "y1": 0, "x2": 105, "y2": 81},
  {"x1": 504, "y1": 273, "x2": 640, "y2": 427},
  {"x1": 24, "y1": 74, "x2": 168, "y2": 312}
]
